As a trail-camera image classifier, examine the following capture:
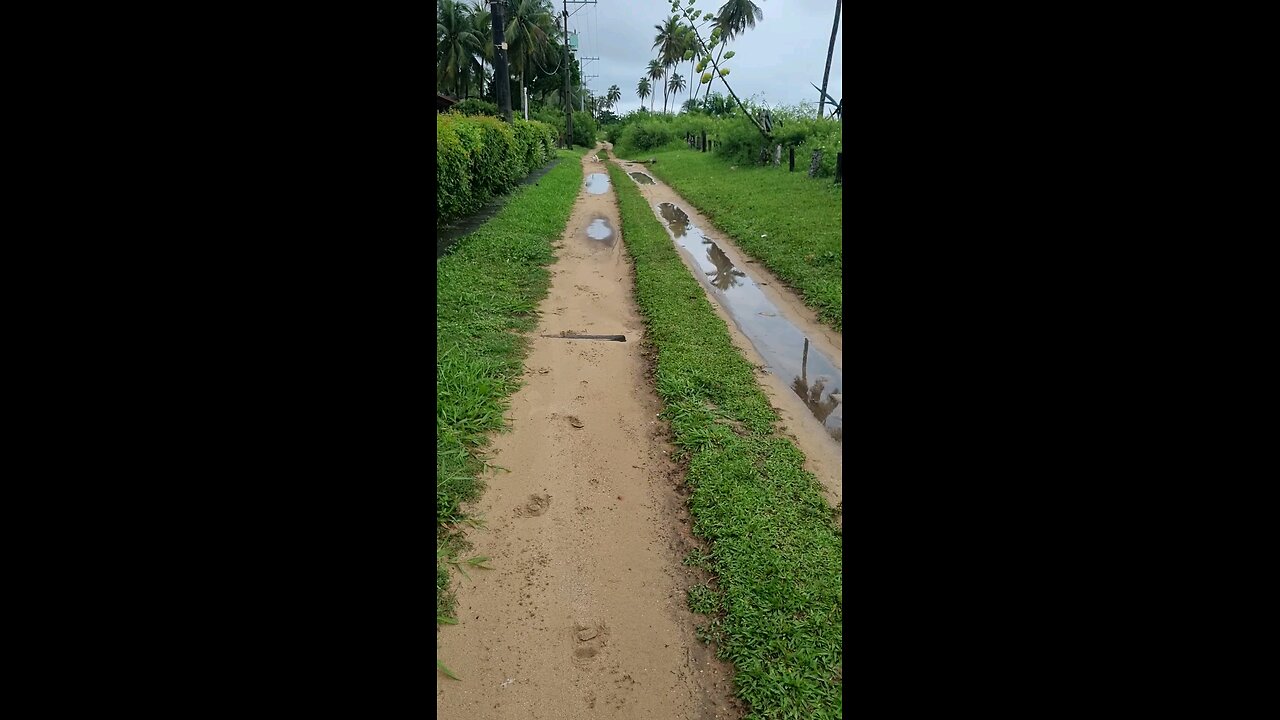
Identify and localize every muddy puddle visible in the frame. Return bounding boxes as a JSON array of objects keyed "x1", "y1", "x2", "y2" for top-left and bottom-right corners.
[
  {"x1": 628, "y1": 172, "x2": 655, "y2": 184},
  {"x1": 656, "y1": 202, "x2": 842, "y2": 442},
  {"x1": 584, "y1": 173, "x2": 610, "y2": 194},
  {"x1": 437, "y1": 159, "x2": 561, "y2": 258},
  {"x1": 586, "y1": 215, "x2": 615, "y2": 245}
]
